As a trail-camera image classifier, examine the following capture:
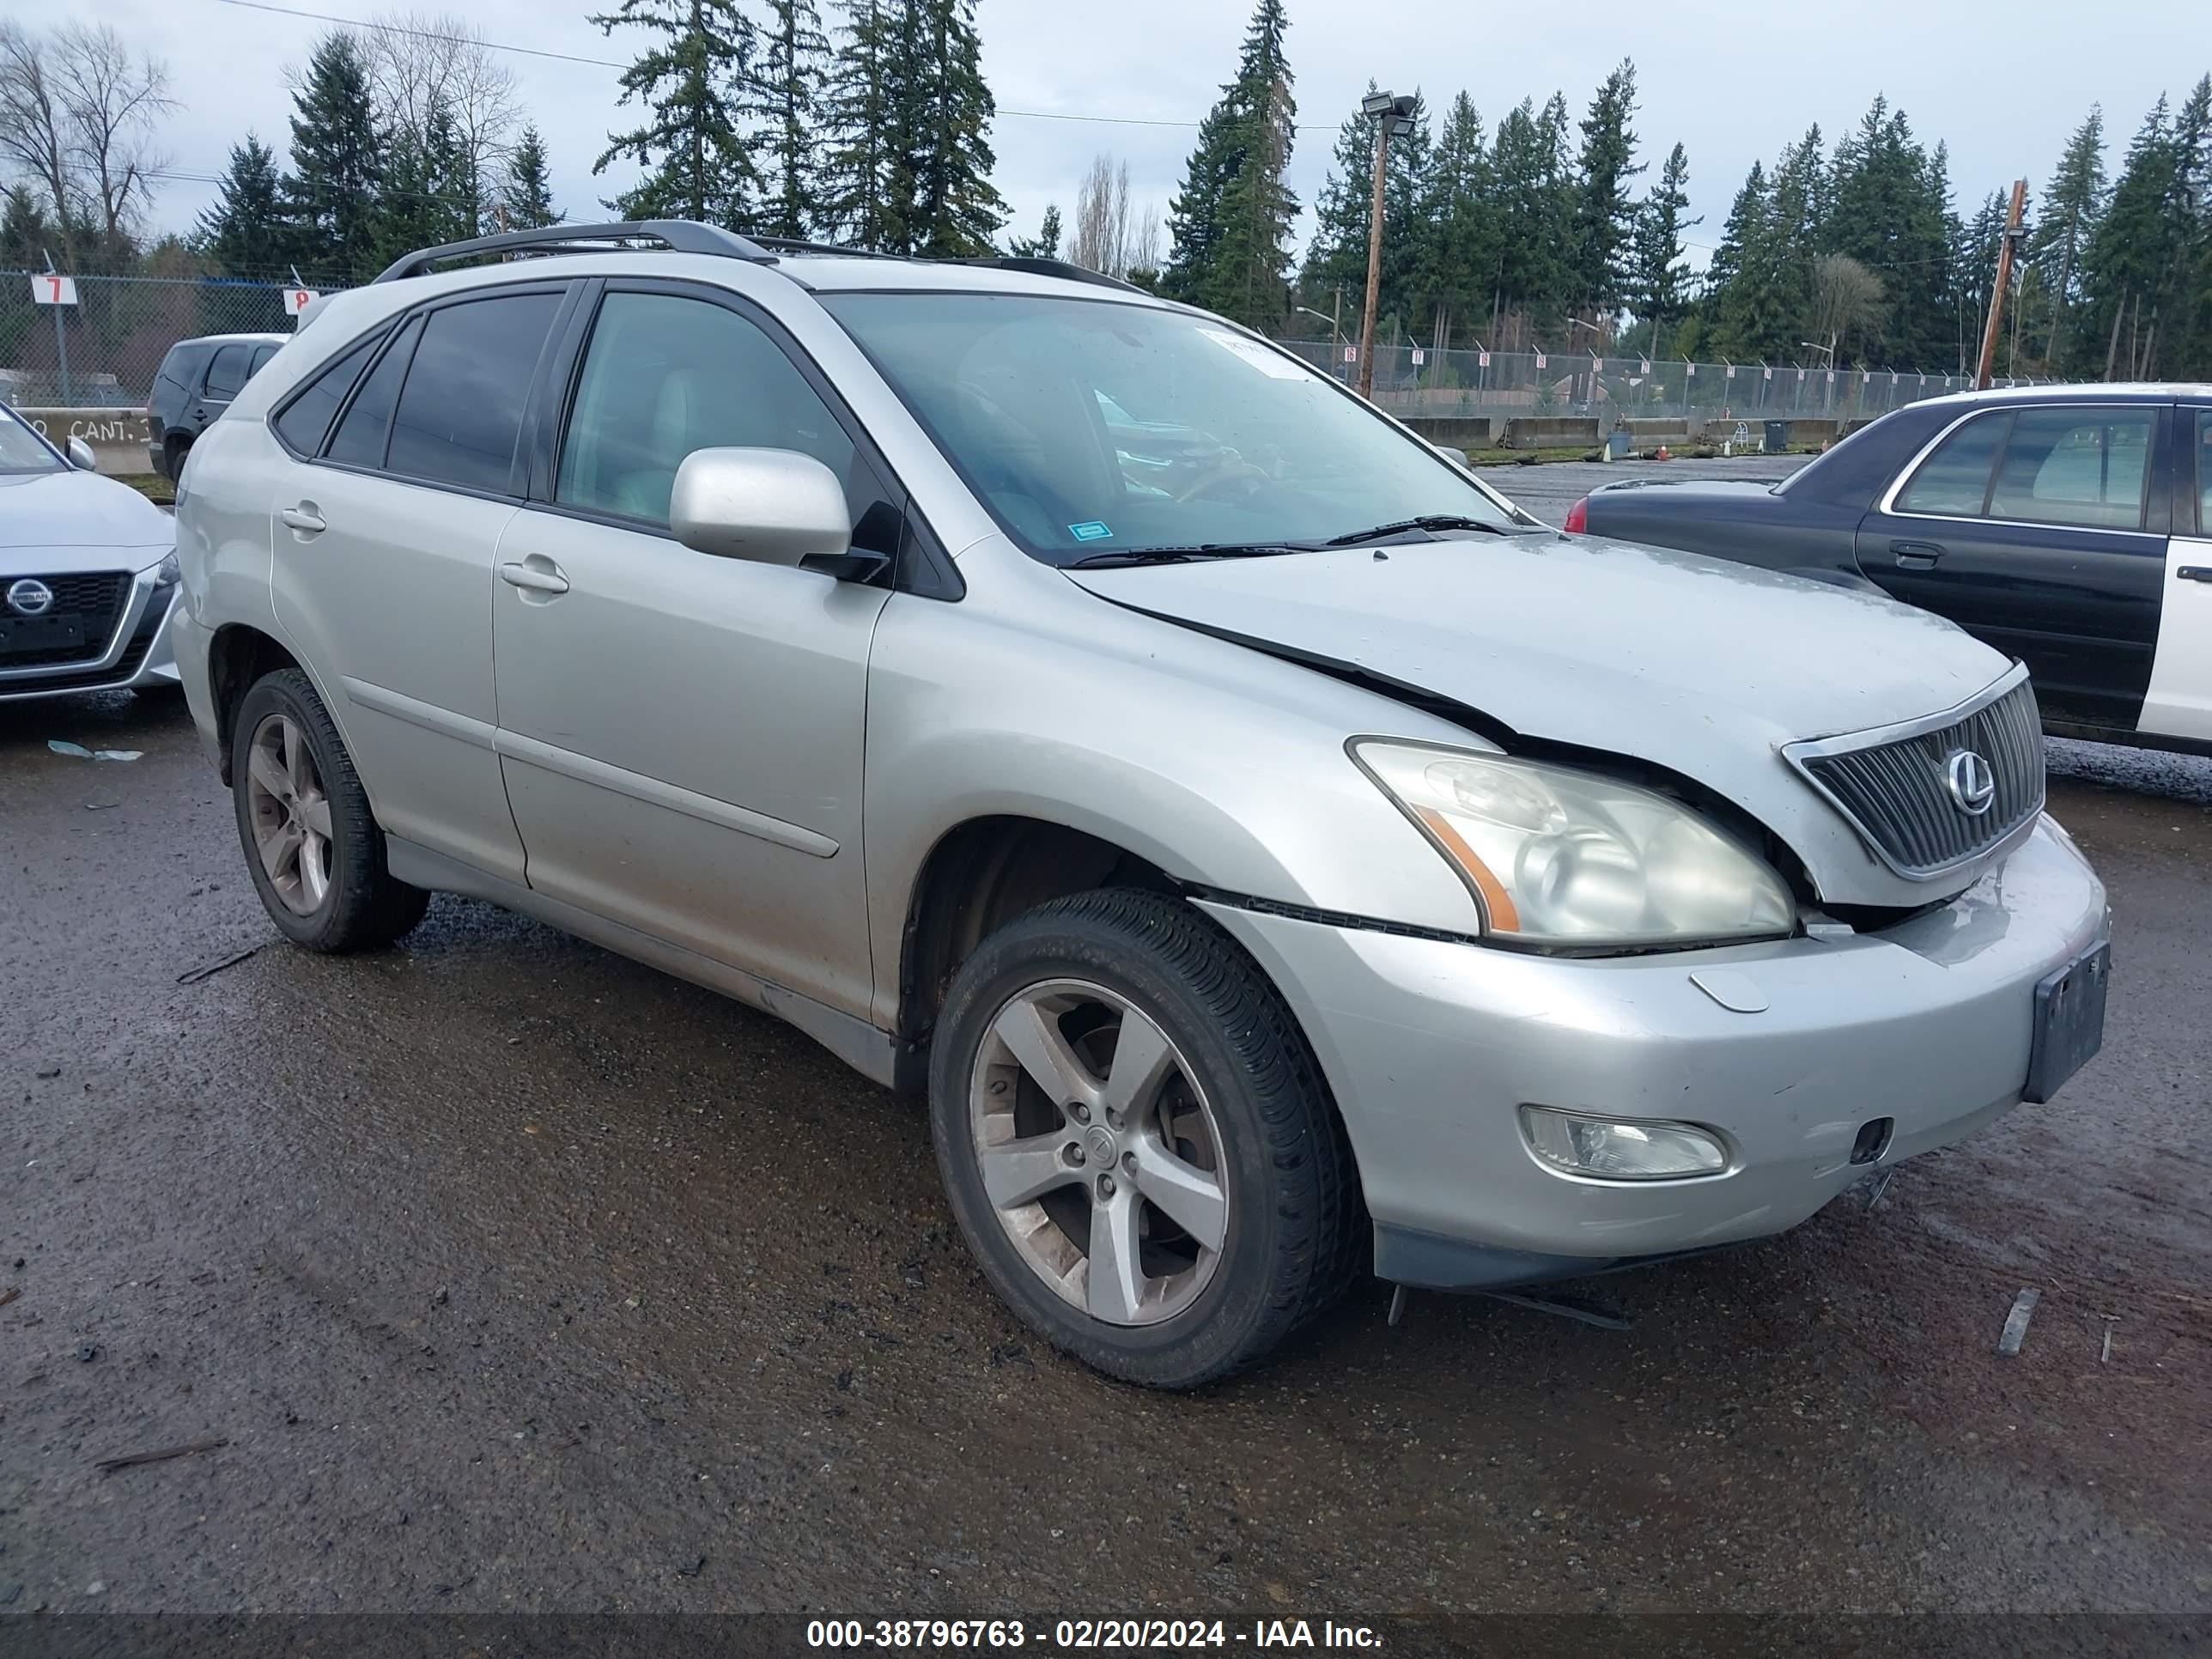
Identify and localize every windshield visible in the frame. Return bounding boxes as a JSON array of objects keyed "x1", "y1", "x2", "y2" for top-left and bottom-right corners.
[
  {"x1": 0, "y1": 406, "x2": 64, "y2": 474},
  {"x1": 821, "y1": 292, "x2": 1527, "y2": 562}
]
